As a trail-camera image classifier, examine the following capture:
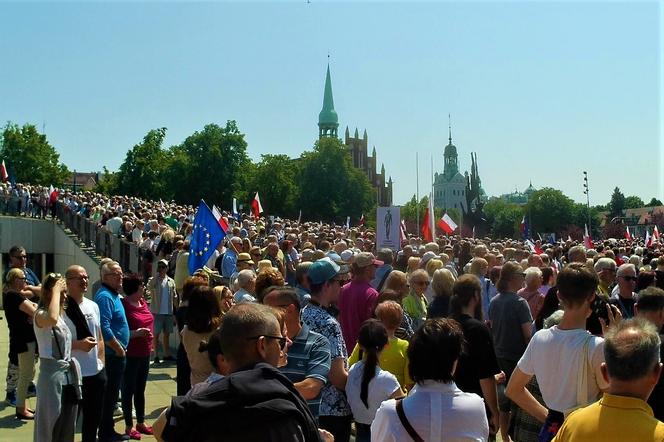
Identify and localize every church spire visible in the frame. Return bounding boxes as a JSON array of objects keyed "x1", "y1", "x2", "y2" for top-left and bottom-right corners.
[
  {"x1": 318, "y1": 63, "x2": 339, "y2": 139},
  {"x1": 448, "y1": 113, "x2": 452, "y2": 144}
]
